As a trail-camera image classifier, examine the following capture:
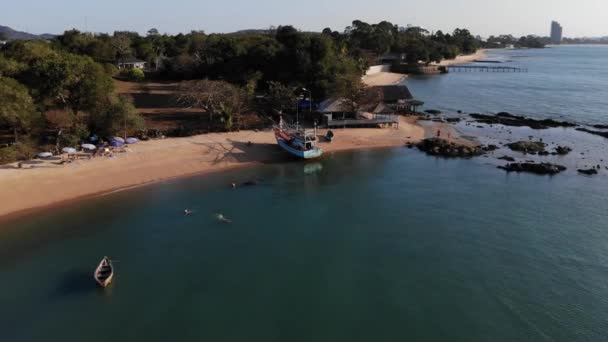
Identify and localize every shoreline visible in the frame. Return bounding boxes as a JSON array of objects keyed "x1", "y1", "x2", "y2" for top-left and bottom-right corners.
[
  {"x1": 435, "y1": 49, "x2": 490, "y2": 66},
  {"x1": 0, "y1": 118, "x2": 430, "y2": 222}
]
